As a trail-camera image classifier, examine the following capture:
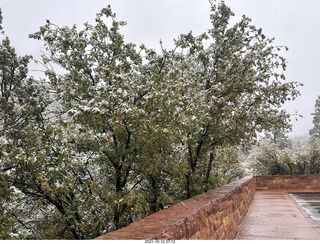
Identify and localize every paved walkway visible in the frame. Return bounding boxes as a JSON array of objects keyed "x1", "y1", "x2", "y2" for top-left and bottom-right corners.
[{"x1": 236, "y1": 191, "x2": 320, "y2": 240}]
